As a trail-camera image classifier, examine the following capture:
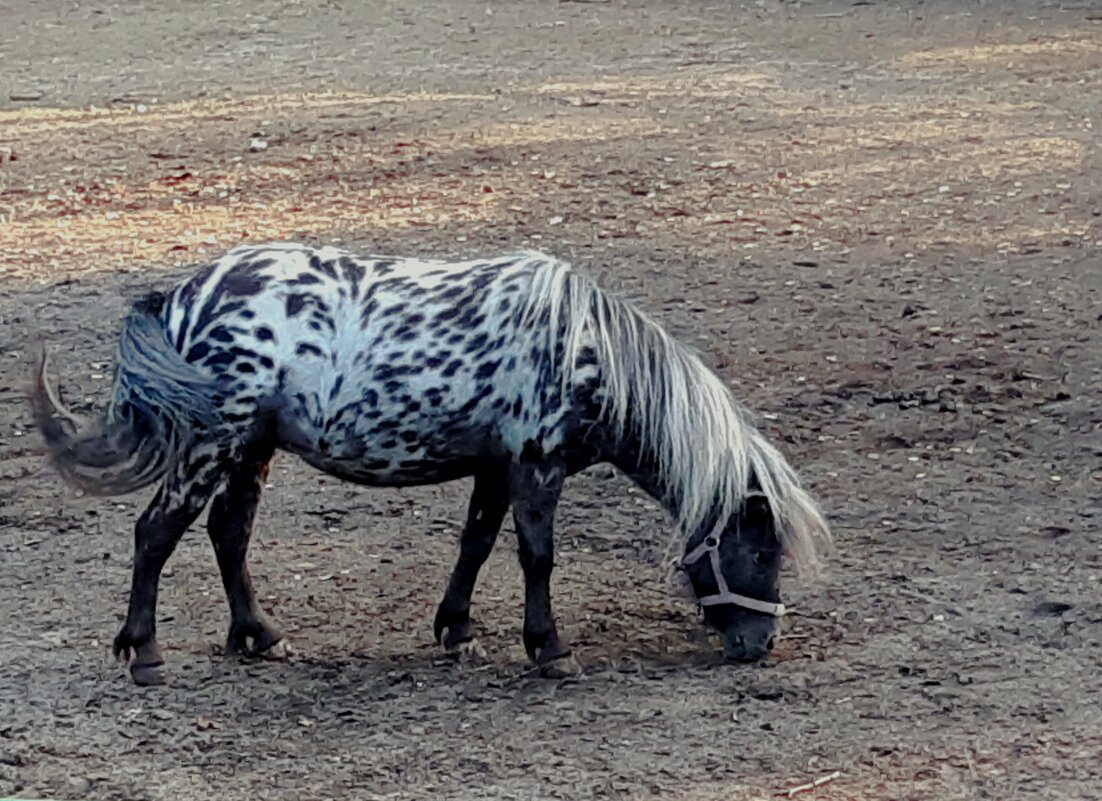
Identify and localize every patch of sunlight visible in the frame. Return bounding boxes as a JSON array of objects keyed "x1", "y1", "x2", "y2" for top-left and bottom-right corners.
[
  {"x1": 898, "y1": 37, "x2": 1102, "y2": 69},
  {"x1": 0, "y1": 89, "x2": 496, "y2": 136},
  {"x1": 537, "y1": 69, "x2": 778, "y2": 99},
  {"x1": 0, "y1": 175, "x2": 509, "y2": 281}
]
